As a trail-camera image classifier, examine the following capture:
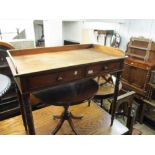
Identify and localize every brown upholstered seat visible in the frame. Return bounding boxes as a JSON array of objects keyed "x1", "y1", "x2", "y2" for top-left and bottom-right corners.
[{"x1": 33, "y1": 79, "x2": 98, "y2": 135}]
